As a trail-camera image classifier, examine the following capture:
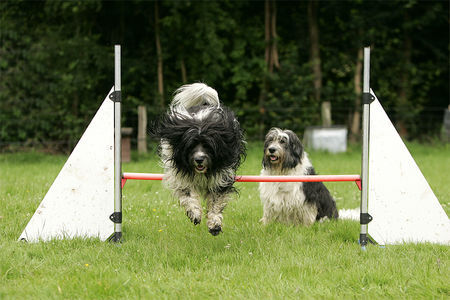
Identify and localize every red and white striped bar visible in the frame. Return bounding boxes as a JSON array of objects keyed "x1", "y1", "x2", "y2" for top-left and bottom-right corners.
[{"x1": 122, "y1": 172, "x2": 361, "y2": 190}]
